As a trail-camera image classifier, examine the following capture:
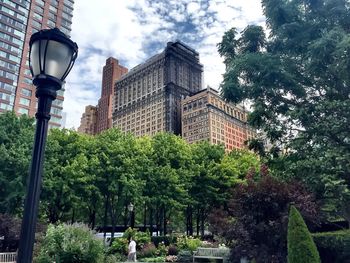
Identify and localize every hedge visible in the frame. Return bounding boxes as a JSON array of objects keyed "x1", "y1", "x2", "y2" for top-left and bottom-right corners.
[{"x1": 312, "y1": 230, "x2": 350, "y2": 263}]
